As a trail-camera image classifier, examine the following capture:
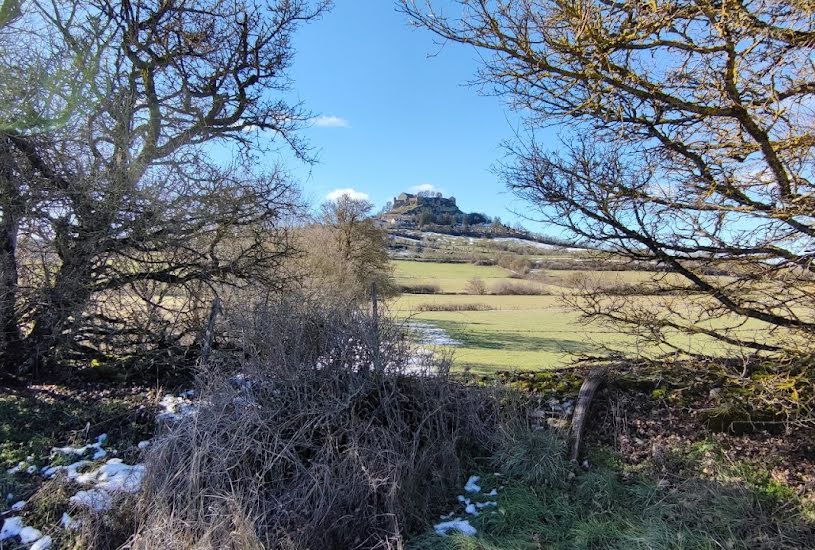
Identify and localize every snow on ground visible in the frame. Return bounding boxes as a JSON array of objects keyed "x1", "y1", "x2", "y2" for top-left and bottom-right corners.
[
  {"x1": 2, "y1": 389, "x2": 200, "y2": 546},
  {"x1": 6, "y1": 455, "x2": 35, "y2": 475},
  {"x1": 156, "y1": 391, "x2": 198, "y2": 422},
  {"x1": 75, "y1": 459, "x2": 145, "y2": 494},
  {"x1": 0, "y1": 516, "x2": 23, "y2": 540},
  {"x1": 0, "y1": 515, "x2": 50, "y2": 549},
  {"x1": 40, "y1": 434, "x2": 146, "y2": 512},
  {"x1": 432, "y1": 475, "x2": 500, "y2": 538},
  {"x1": 493, "y1": 237, "x2": 563, "y2": 250},
  {"x1": 463, "y1": 475, "x2": 481, "y2": 493},
  {"x1": 52, "y1": 433, "x2": 108, "y2": 461},
  {"x1": 434, "y1": 519, "x2": 477, "y2": 536},
  {"x1": 43, "y1": 460, "x2": 92, "y2": 480},
  {"x1": 406, "y1": 321, "x2": 461, "y2": 346}
]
